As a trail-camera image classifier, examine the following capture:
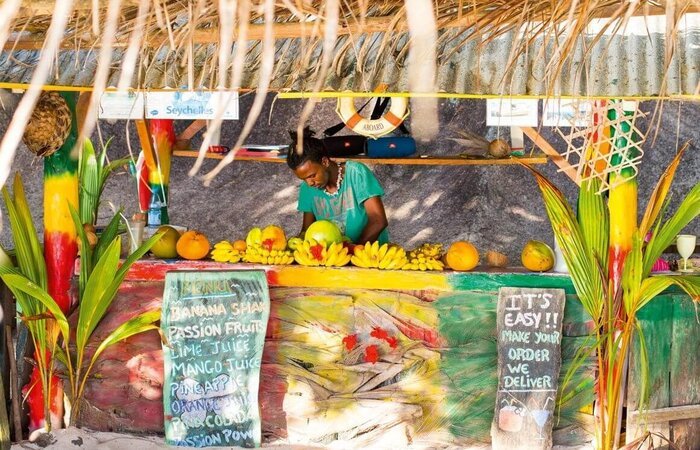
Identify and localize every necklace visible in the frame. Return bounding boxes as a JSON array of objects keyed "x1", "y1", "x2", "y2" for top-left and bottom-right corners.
[{"x1": 325, "y1": 163, "x2": 344, "y2": 197}]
